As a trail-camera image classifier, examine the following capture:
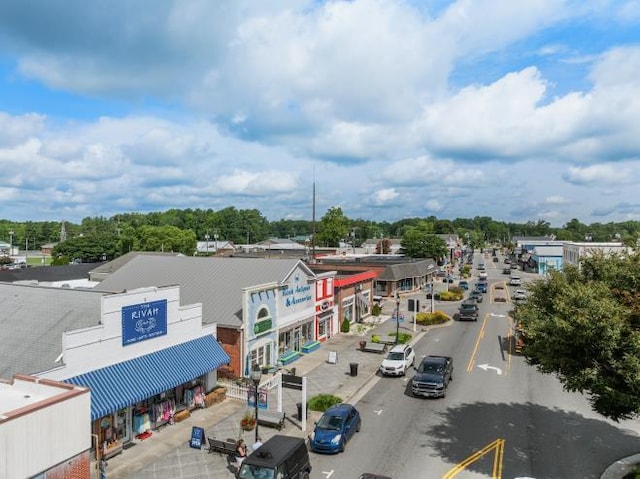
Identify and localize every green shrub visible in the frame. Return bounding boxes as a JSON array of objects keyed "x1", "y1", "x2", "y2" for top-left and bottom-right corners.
[
  {"x1": 372, "y1": 304, "x2": 382, "y2": 316},
  {"x1": 308, "y1": 393, "x2": 343, "y2": 412},
  {"x1": 340, "y1": 317, "x2": 351, "y2": 333},
  {"x1": 449, "y1": 286, "x2": 463, "y2": 295},
  {"x1": 373, "y1": 332, "x2": 412, "y2": 343},
  {"x1": 416, "y1": 311, "x2": 450, "y2": 325},
  {"x1": 439, "y1": 290, "x2": 464, "y2": 301},
  {"x1": 391, "y1": 332, "x2": 412, "y2": 344}
]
